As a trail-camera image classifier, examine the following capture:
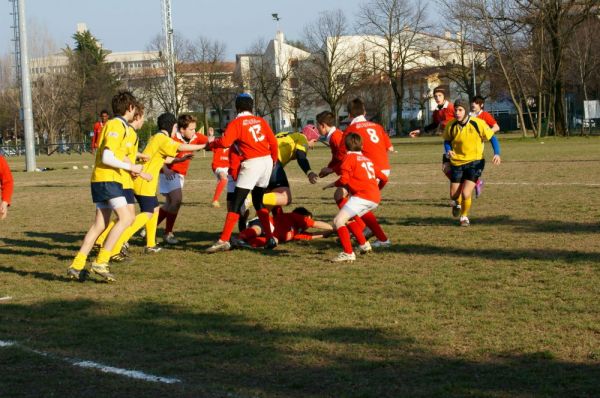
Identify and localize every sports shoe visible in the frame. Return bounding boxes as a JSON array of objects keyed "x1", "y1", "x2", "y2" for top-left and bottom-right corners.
[
  {"x1": 91, "y1": 262, "x2": 116, "y2": 282},
  {"x1": 110, "y1": 253, "x2": 134, "y2": 264},
  {"x1": 211, "y1": 200, "x2": 220, "y2": 208},
  {"x1": 265, "y1": 237, "x2": 278, "y2": 250},
  {"x1": 120, "y1": 242, "x2": 130, "y2": 256},
  {"x1": 331, "y1": 252, "x2": 356, "y2": 263},
  {"x1": 90, "y1": 243, "x2": 101, "y2": 255},
  {"x1": 371, "y1": 239, "x2": 391, "y2": 248},
  {"x1": 475, "y1": 179, "x2": 484, "y2": 198},
  {"x1": 206, "y1": 240, "x2": 231, "y2": 253},
  {"x1": 460, "y1": 216, "x2": 470, "y2": 227},
  {"x1": 145, "y1": 245, "x2": 162, "y2": 254},
  {"x1": 163, "y1": 233, "x2": 179, "y2": 245},
  {"x1": 358, "y1": 241, "x2": 372, "y2": 254},
  {"x1": 231, "y1": 237, "x2": 252, "y2": 249},
  {"x1": 451, "y1": 201, "x2": 461, "y2": 218},
  {"x1": 67, "y1": 267, "x2": 89, "y2": 282}
]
